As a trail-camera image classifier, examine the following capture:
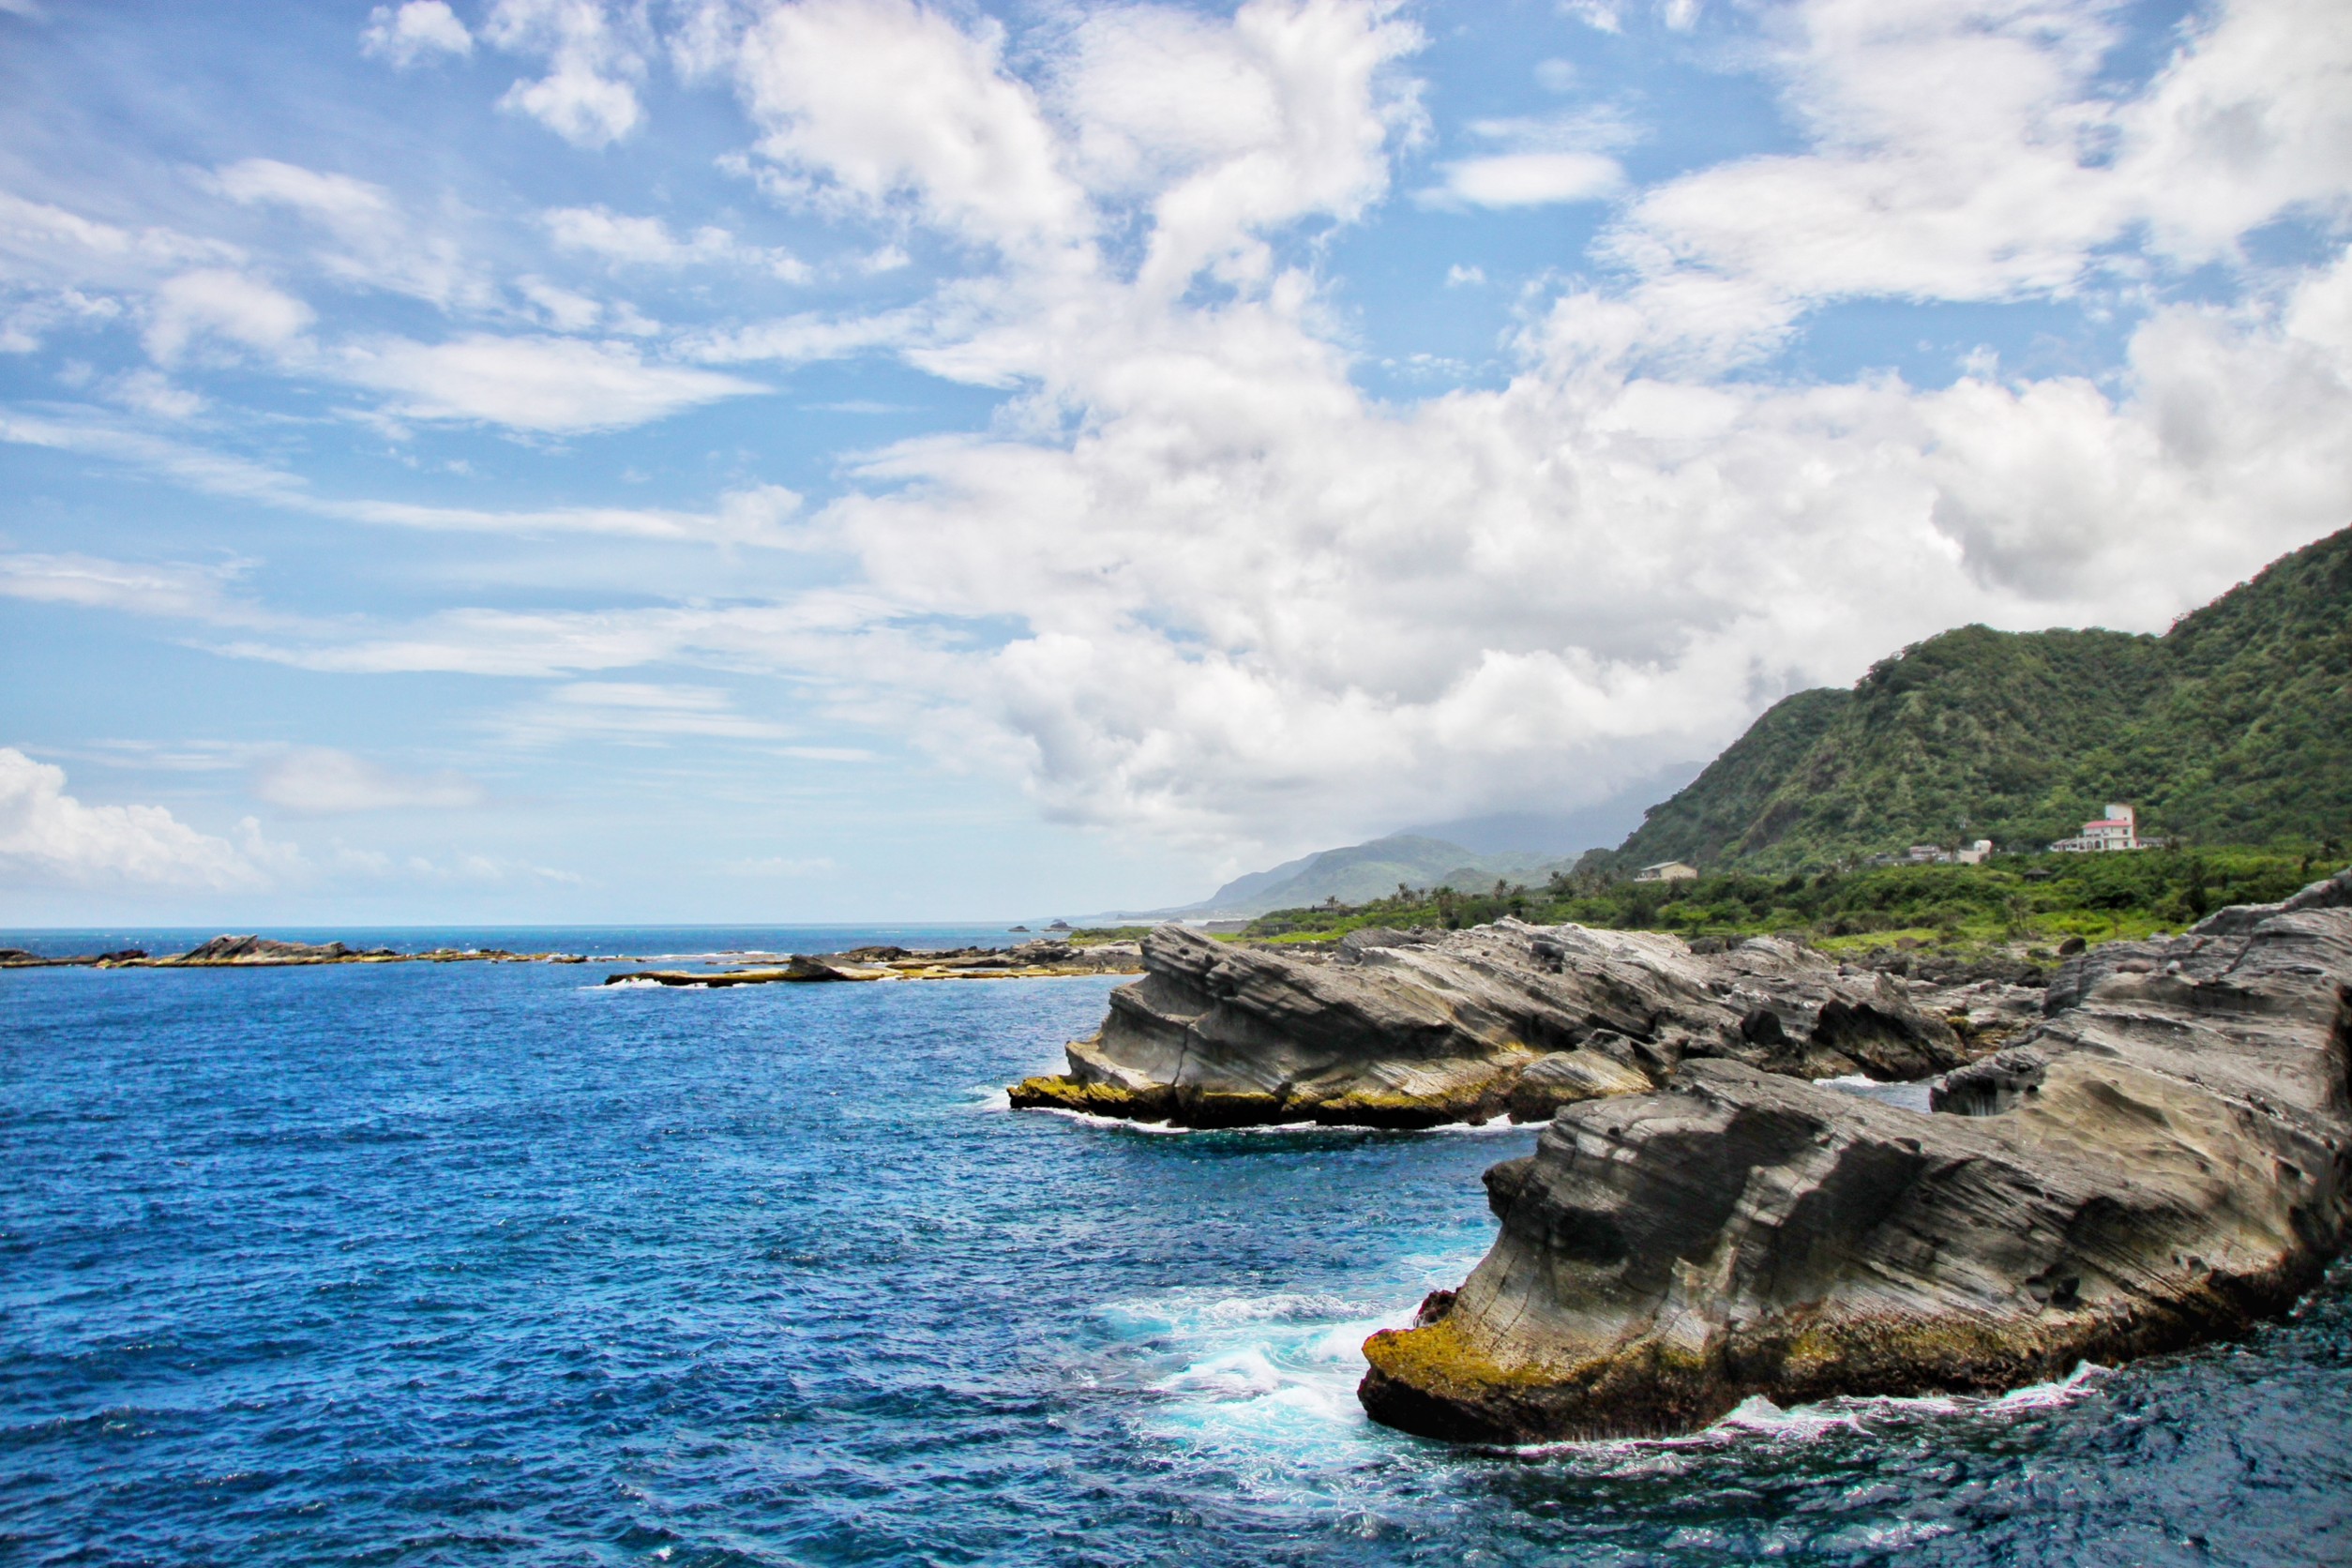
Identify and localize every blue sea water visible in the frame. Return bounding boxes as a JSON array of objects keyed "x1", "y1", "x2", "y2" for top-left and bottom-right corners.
[{"x1": 4, "y1": 956, "x2": 2349, "y2": 1566}]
